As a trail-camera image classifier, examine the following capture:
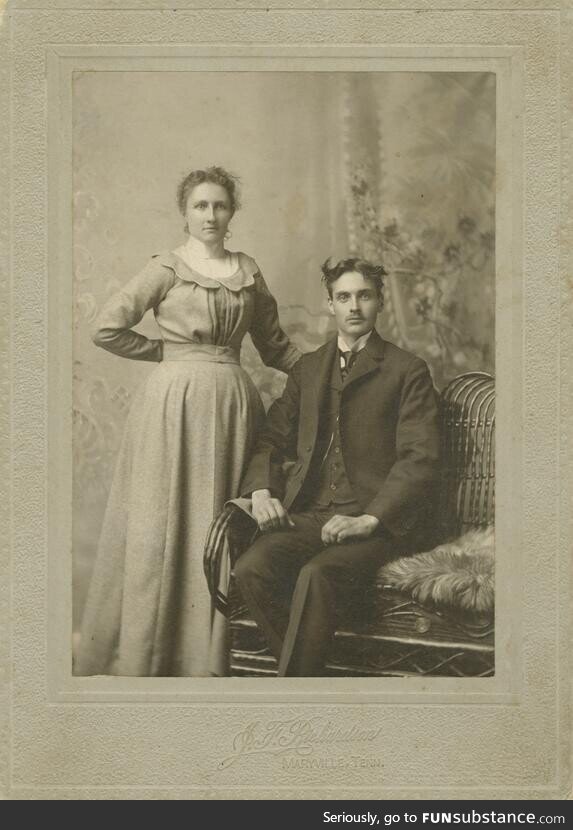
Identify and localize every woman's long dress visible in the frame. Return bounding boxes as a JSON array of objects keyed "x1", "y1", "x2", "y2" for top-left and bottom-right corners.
[{"x1": 74, "y1": 250, "x2": 299, "y2": 677}]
